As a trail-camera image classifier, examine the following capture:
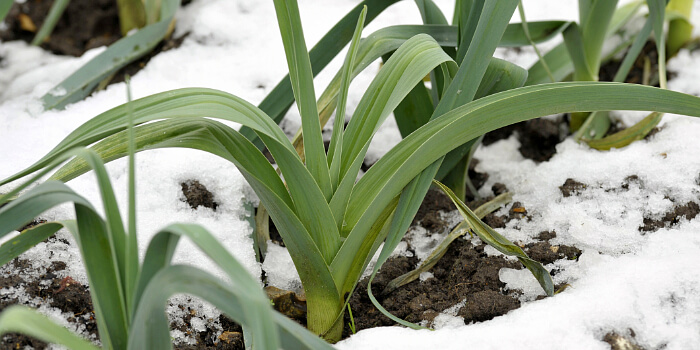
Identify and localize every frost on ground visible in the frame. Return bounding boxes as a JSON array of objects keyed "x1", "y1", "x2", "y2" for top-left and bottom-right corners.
[{"x1": 1, "y1": 0, "x2": 700, "y2": 349}]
